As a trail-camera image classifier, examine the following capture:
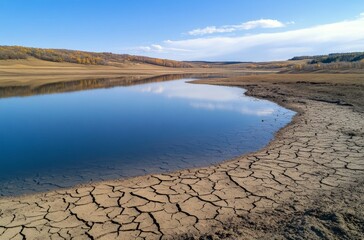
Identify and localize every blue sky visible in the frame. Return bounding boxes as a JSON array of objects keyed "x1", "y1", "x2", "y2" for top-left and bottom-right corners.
[{"x1": 1, "y1": 0, "x2": 364, "y2": 61}]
